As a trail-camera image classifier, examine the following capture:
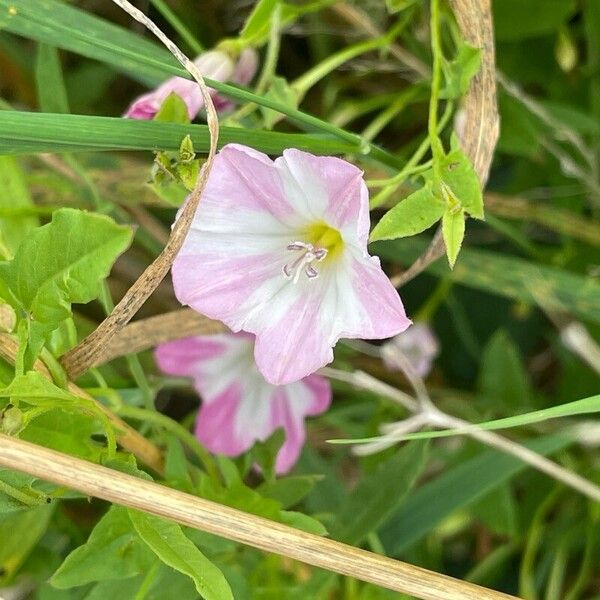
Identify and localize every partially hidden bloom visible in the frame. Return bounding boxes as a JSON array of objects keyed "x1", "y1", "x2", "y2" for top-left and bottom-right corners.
[
  {"x1": 124, "y1": 48, "x2": 258, "y2": 120},
  {"x1": 155, "y1": 333, "x2": 331, "y2": 473},
  {"x1": 382, "y1": 323, "x2": 439, "y2": 378},
  {"x1": 172, "y1": 144, "x2": 411, "y2": 385}
]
